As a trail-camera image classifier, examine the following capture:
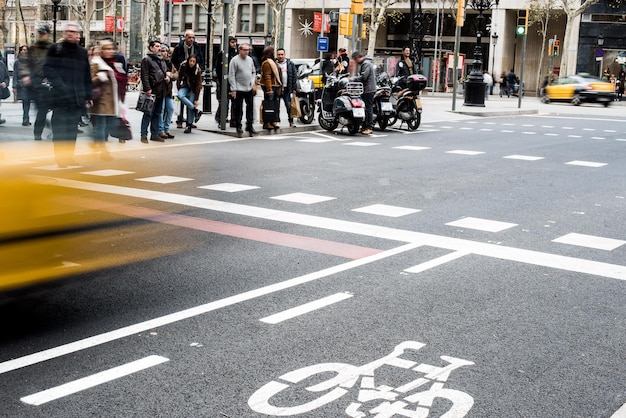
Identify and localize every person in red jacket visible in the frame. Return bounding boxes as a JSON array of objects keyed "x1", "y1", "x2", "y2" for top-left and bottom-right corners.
[{"x1": 176, "y1": 55, "x2": 203, "y2": 133}]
